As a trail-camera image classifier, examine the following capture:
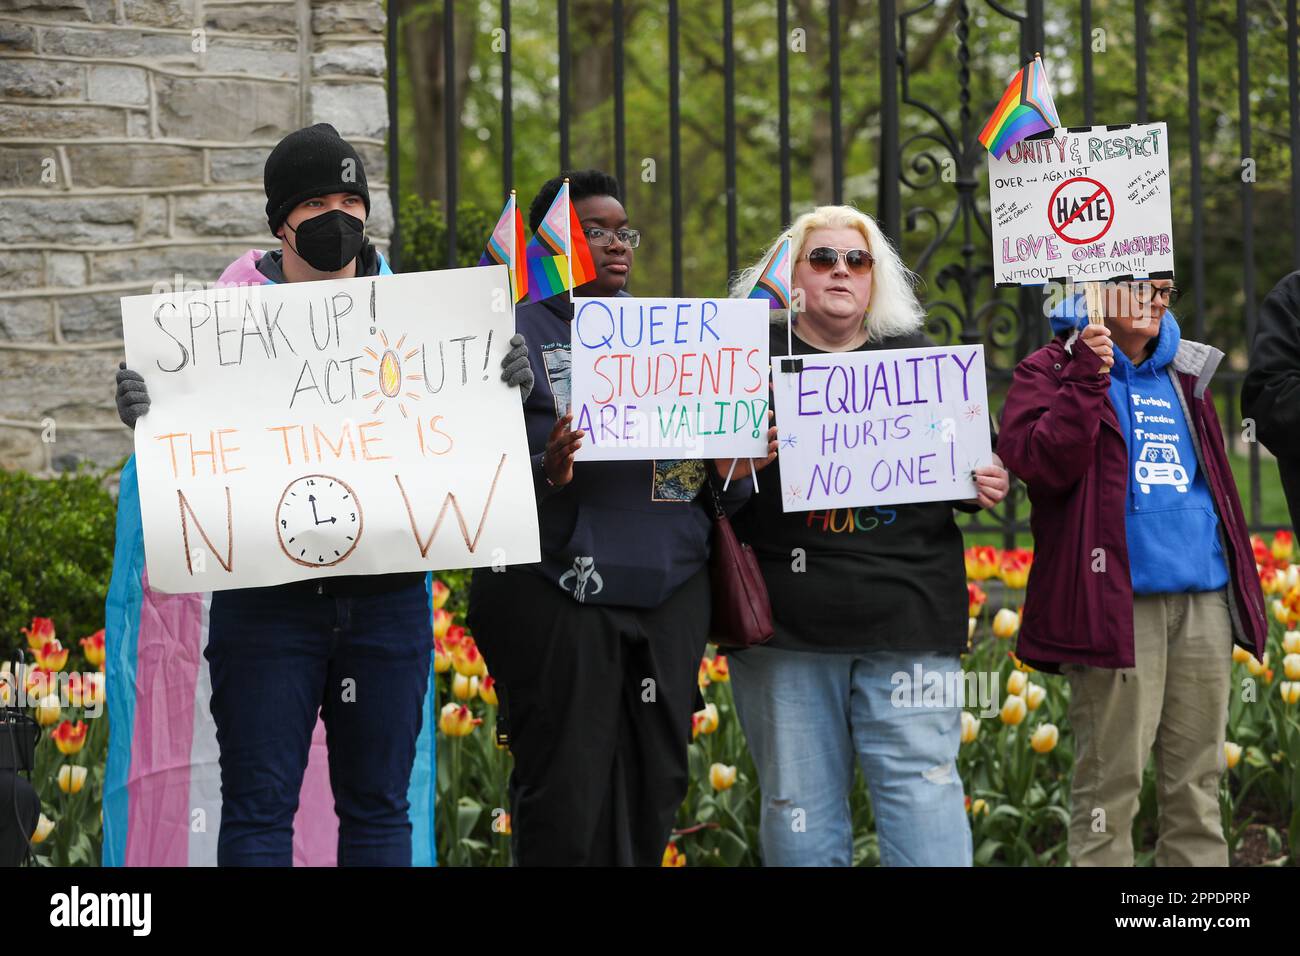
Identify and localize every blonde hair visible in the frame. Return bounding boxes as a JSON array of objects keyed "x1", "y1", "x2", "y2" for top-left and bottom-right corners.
[{"x1": 730, "y1": 204, "x2": 925, "y2": 342}]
